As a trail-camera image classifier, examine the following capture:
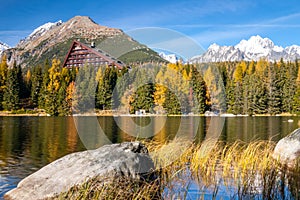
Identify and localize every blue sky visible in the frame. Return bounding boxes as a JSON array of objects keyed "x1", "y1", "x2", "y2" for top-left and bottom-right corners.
[{"x1": 1, "y1": 0, "x2": 300, "y2": 51}]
